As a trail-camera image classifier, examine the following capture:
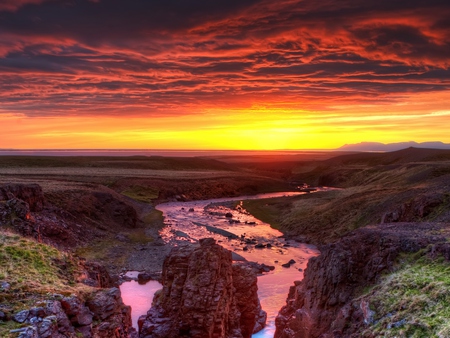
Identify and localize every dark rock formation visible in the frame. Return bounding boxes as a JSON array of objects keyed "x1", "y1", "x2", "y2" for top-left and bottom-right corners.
[
  {"x1": 9, "y1": 288, "x2": 132, "y2": 338},
  {"x1": 275, "y1": 222, "x2": 450, "y2": 338},
  {"x1": 78, "y1": 259, "x2": 114, "y2": 288},
  {"x1": 381, "y1": 192, "x2": 446, "y2": 223},
  {"x1": 66, "y1": 191, "x2": 138, "y2": 229},
  {"x1": 139, "y1": 238, "x2": 266, "y2": 338},
  {"x1": 0, "y1": 184, "x2": 45, "y2": 212}
]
